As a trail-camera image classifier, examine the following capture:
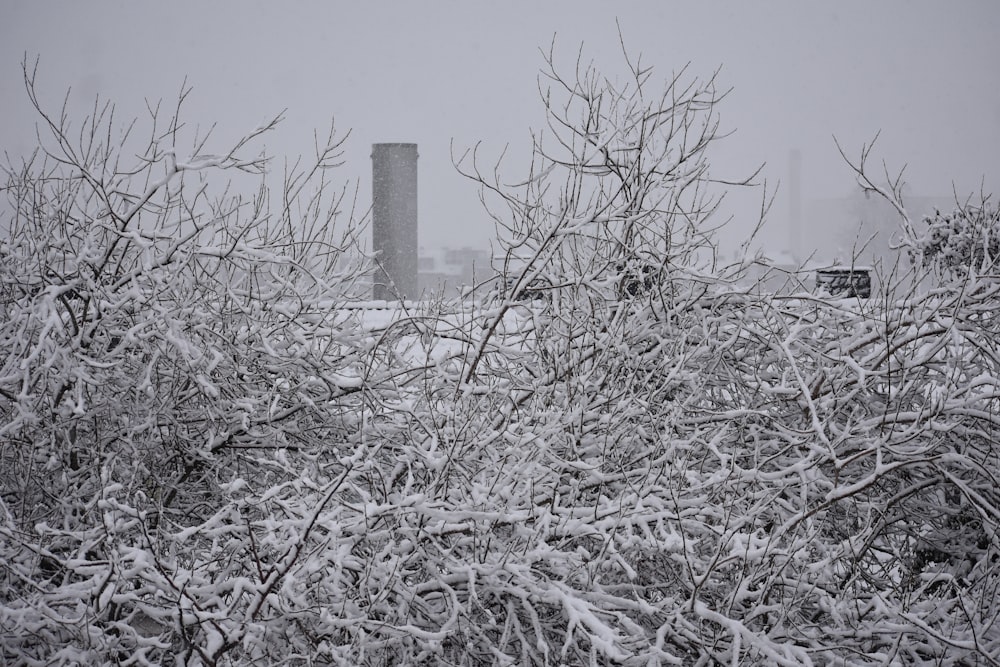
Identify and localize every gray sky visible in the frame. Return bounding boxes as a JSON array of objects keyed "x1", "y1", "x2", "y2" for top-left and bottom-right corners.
[{"x1": 2, "y1": 1, "x2": 998, "y2": 256}]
